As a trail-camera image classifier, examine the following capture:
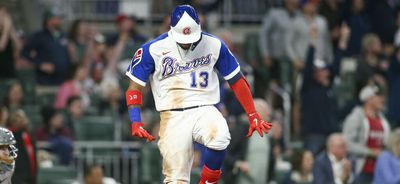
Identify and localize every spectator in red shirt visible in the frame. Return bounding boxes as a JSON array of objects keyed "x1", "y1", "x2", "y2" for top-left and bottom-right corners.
[{"x1": 342, "y1": 84, "x2": 391, "y2": 183}]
